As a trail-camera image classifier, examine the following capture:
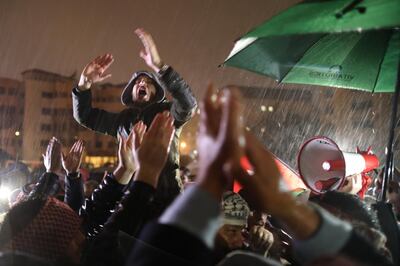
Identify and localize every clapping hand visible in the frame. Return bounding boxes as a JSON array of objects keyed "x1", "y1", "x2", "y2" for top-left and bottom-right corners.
[
  {"x1": 61, "y1": 140, "x2": 85, "y2": 175},
  {"x1": 43, "y1": 137, "x2": 62, "y2": 175}
]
